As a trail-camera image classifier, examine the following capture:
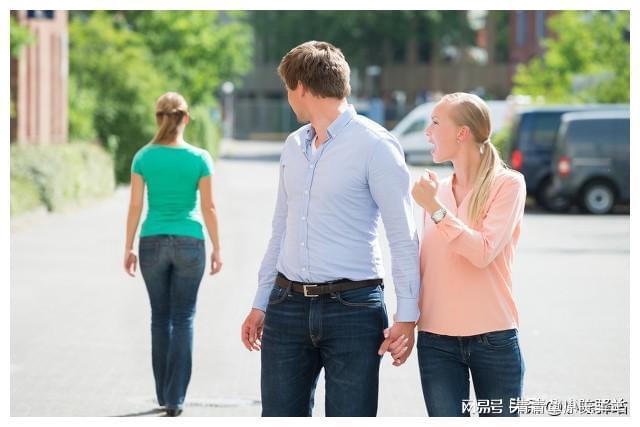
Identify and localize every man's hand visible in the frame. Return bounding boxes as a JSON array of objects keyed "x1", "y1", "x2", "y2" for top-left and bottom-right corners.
[
  {"x1": 241, "y1": 308, "x2": 266, "y2": 351},
  {"x1": 377, "y1": 321, "x2": 416, "y2": 366}
]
